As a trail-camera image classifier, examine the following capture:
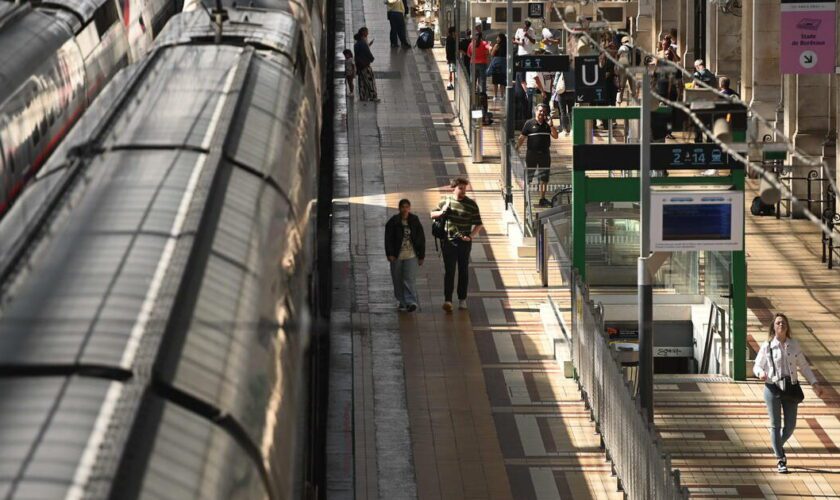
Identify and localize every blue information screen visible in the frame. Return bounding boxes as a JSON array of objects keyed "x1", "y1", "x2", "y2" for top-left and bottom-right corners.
[{"x1": 662, "y1": 204, "x2": 732, "y2": 241}]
